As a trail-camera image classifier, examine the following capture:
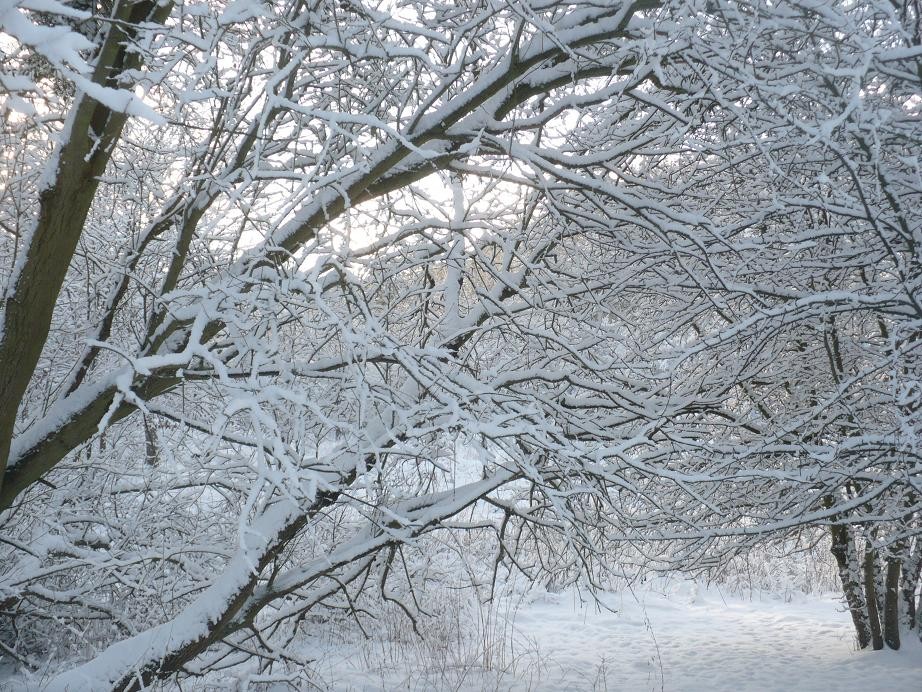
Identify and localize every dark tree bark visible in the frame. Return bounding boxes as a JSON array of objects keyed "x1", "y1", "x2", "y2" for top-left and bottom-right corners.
[
  {"x1": 902, "y1": 546, "x2": 921, "y2": 632},
  {"x1": 863, "y1": 545, "x2": 884, "y2": 650},
  {"x1": 883, "y1": 556, "x2": 901, "y2": 650},
  {"x1": 828, "y1": 521, "x2": 872, "y2": 649}
]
